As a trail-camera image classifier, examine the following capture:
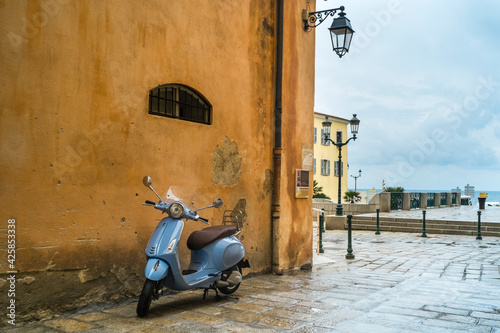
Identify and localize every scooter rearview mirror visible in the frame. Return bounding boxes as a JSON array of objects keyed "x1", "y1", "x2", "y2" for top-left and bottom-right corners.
[
  {"x1": 143, "y1": 176, "x2": 152, "y2": 187},
  {"x1": 142, "y1": 176, "x2": 162, "y2": 201},
  {"x1": 213, "y1": 198, "x2": 223, "y2": 208}
]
